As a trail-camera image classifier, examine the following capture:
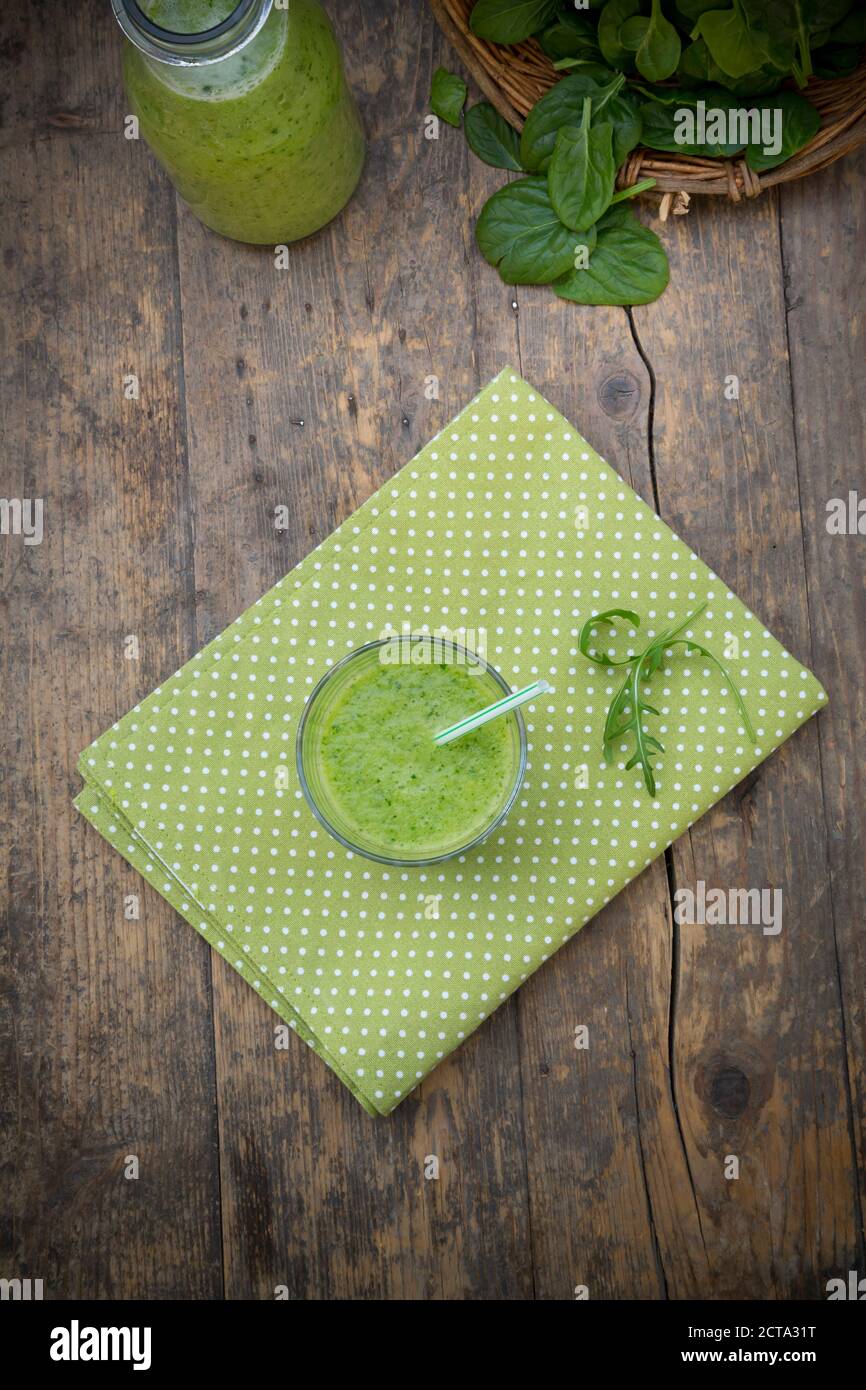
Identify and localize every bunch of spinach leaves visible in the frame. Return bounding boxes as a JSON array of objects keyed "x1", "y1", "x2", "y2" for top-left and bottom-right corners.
[
  {"x1": 431, "y1": 0, "x2": 861, "y2": 305},
  {"x1": 438, "y1": 67, "x2": 669, "y2": 304},
  {"x1": 470, "y1": 0, "x2": 863, "y2": 101},
  {"x1": 468, "y1": 0, "x2": 853, "y2": 164}
]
